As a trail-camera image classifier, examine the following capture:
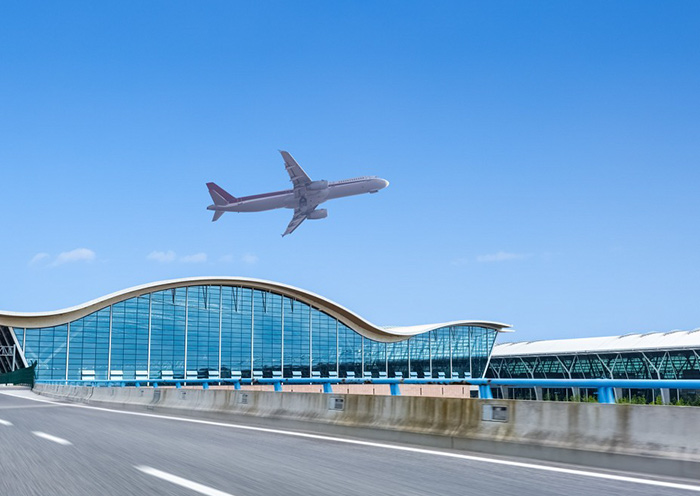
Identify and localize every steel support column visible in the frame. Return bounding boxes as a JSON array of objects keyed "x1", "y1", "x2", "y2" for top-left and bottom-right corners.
[
  {"x1": 65, "y1": 323, "x2": 70, "y2": 380},
  {"x1": 184, "y1": 287, "x2": 189, "y2": 375},
  {"x1": 107, "y1": 305, "x2": 113, "y2": 380},
  {"x1": 280, "y1": 295, "x2": 285, "y2": 376},
  {"x1": 308, "y1": 305, "x2": 312, "y2": 376},
  {"x1": 250, "y1": 288, "x2": 254, "y2": 378},
  {"x1": 147, "y1": 293, "x2": 152, "y2": 378},
  {"x1": 218, "y1": 286, "x2": 223, "y2": 377},
  {"x1": 534, "y1": 386, "x2": 543, "y2": 401}
]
